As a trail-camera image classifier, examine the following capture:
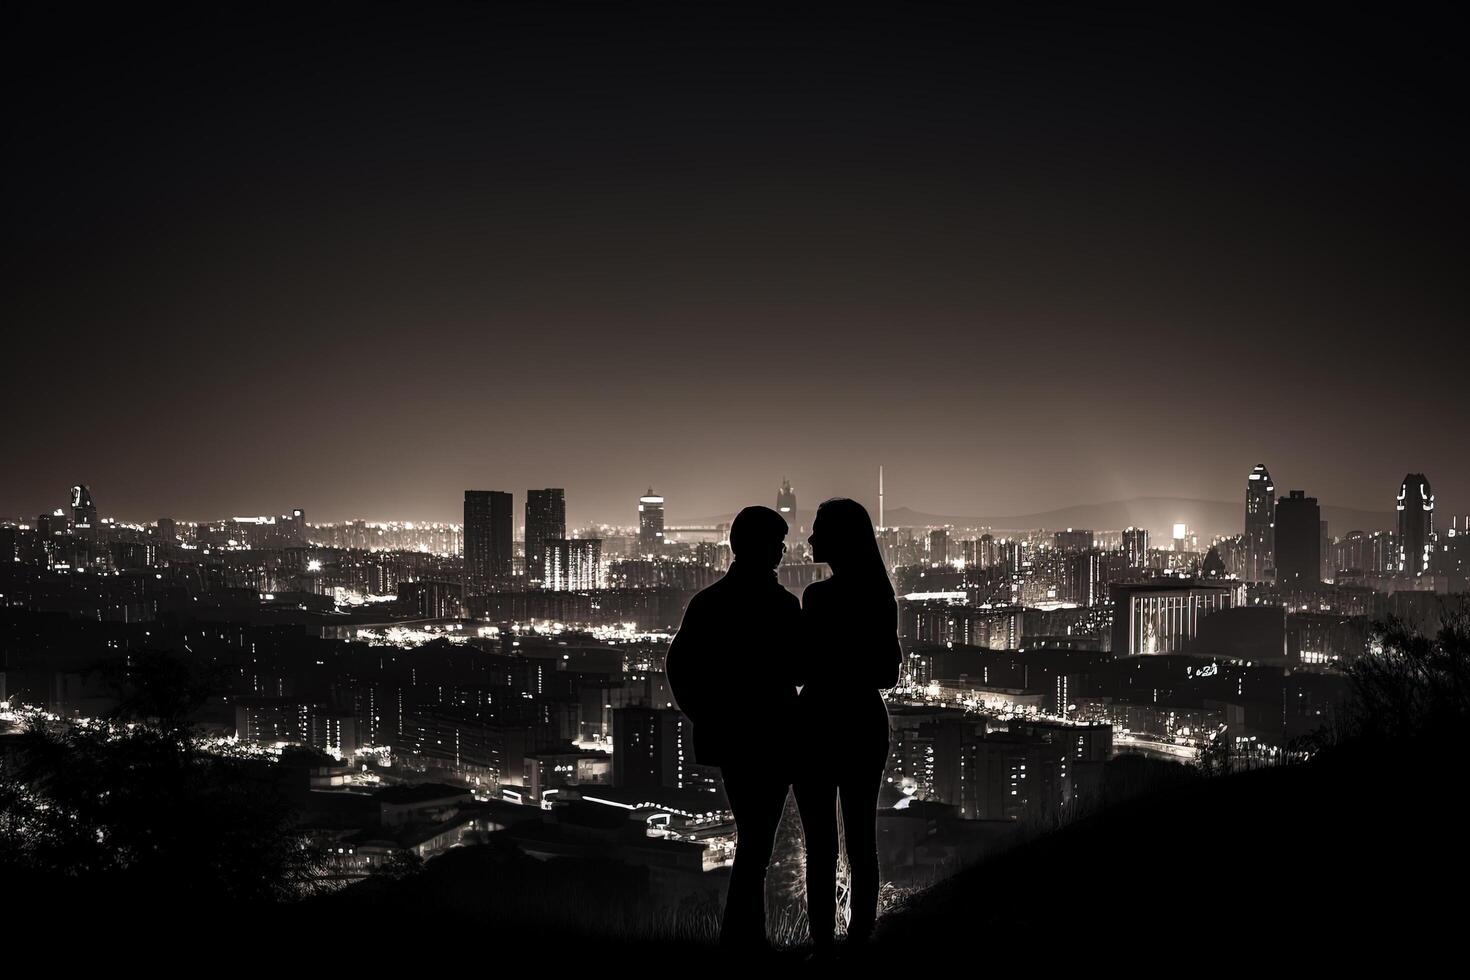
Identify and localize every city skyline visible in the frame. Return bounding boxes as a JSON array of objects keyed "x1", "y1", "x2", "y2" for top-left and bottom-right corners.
[{"x1": 4, "y1": 467, "x2": 1460, "y2": 539}]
